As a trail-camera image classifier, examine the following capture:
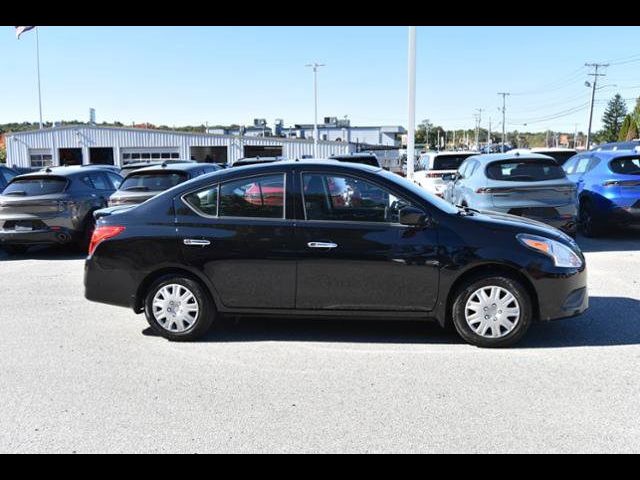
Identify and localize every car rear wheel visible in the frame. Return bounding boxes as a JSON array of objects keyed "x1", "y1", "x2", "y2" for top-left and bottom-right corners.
[
  {"x1": 579, "y1": 201, "x2": 600, "y2": 238},
  {"x1": 144, "y1": 276, "x2": 215, "y2": 341},
  {"x1": 451, "y1": 275, "x2": 532, "y2": 348}
]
